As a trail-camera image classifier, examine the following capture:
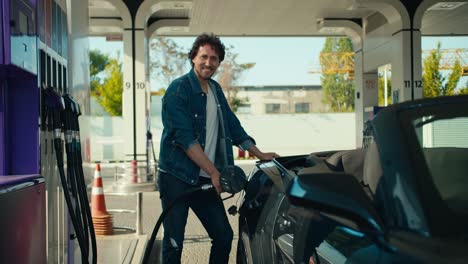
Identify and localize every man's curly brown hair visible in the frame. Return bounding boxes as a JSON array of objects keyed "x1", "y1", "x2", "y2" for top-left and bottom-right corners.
[{"x1": 188, "y1": 33, "x2": 226, "y2": 67}]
